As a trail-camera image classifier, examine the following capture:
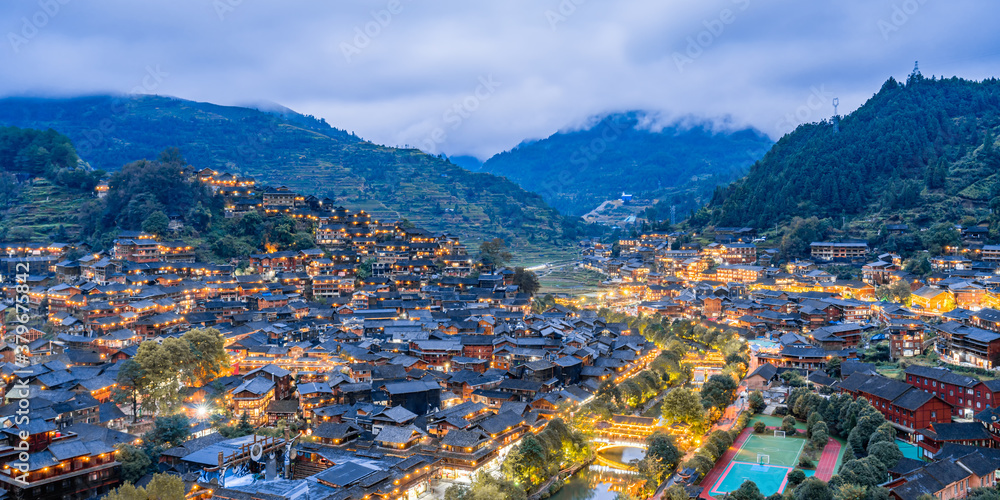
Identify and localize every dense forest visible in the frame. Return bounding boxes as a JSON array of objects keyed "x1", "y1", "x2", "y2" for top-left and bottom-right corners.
[
  {"x1": 0, "y1": 126, "x2": 103, "y2": 194},
  {"x1": 703, "y1": 74, "x2": 1000, "y2": 232},
  {"x1": 480, "y1": 112, "x2": 773, "y2": 216},
  {"x1": 0, "y1": 95, "x2": 593, "y2": 252}
]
